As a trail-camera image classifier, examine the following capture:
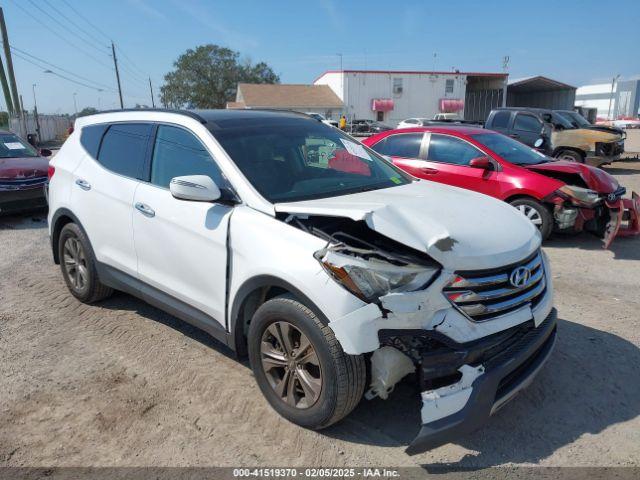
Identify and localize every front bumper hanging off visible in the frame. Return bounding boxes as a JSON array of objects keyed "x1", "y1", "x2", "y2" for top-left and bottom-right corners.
[
  {"x1": 405, "y1": 308, "x2": 557, "y2": 455},
  {"x1": 603, "y1": 192, "x2": 640, "y2": 248}
]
